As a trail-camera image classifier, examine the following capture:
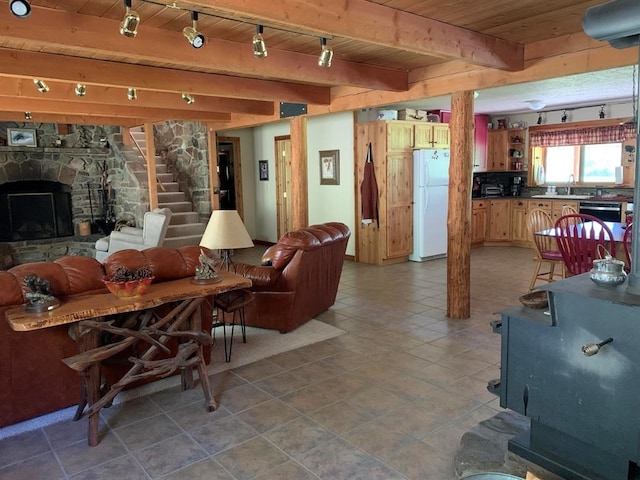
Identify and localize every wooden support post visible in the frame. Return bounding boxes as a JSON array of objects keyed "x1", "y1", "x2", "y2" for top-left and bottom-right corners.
[
  {"x1": 289, "y1": 116, "x2": 308, "y2": 230},
  {"x1": 144, "y1": 123, "x2": 158, "y2": 210},
  {"x1": 207, "y1": 124, "x2": 220, "y2": 212},
  {"x1": 447, "y1": 91, "x2": 474, "y2": 319}
]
